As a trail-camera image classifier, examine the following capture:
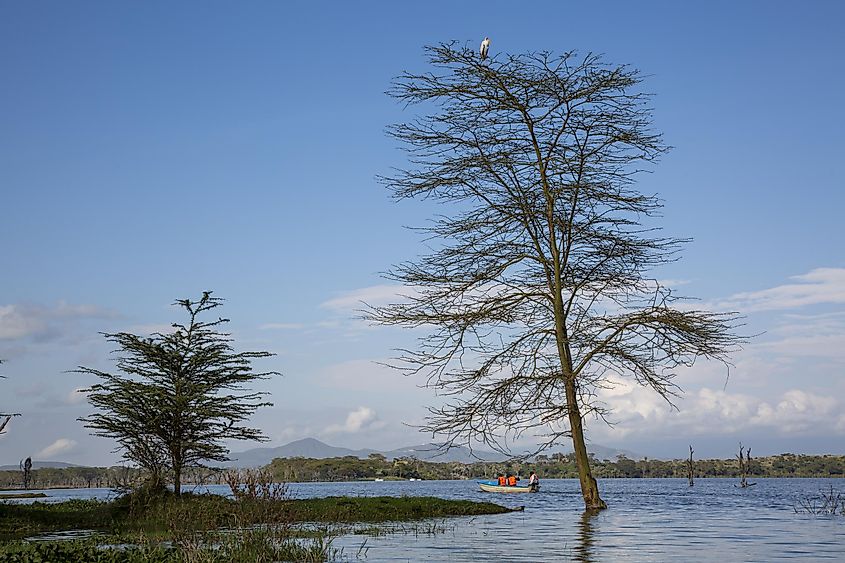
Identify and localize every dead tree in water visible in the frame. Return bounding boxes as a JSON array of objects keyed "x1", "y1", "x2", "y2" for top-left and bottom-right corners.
[
  {"x1": 737, "y1": 443, "x2": 755, "y2": 487},
  {"x1": 20, "y1": 457, "x2": 32, "y2": 490},
  {"x1": 687, "y1": 445, "x2": 695, "y2": 487}
]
